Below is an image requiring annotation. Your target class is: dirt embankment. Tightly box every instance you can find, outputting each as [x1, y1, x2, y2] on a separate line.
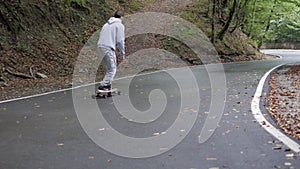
[0, 0, 142, 100]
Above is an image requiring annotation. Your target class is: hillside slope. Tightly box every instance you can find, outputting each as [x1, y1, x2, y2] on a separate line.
[0, 0, 265, 100]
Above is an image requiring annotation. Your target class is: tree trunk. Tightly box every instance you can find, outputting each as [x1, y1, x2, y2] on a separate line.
[247, 0, 257, 37]
[217, 0, 237, 40]
[206, 0, 211, 17]
[211, 0, 216, 43]
[259, 0, 277, 47]
[231, 0, 250, 33]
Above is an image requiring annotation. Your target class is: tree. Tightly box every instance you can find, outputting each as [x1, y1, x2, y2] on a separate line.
[217, 0, 237, 40]
[211, 0, 217, 43]
[246, 0, 257, 38]
[267, 0, 300, 43]
[231, 0, 250, 33]
[259, 0, 278, 47]
[243, 0, 300, 46]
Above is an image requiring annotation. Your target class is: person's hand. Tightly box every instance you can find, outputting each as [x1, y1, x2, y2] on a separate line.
[121, 56, 126, 62]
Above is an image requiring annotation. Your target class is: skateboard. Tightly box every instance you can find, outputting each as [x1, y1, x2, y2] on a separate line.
[95, 88, 120, 99]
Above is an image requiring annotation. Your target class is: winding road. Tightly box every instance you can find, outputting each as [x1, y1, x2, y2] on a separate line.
[1, 50, 300, 169]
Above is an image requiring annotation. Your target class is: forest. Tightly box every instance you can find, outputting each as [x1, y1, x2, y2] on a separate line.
[243, 0, 299, 45]
[205, 0, 300, 46]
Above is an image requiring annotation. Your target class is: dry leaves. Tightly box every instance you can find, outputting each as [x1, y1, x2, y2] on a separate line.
[266, 64, 300, 141]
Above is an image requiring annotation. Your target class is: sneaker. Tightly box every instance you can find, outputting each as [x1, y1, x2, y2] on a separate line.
[98, 84, 111, 91]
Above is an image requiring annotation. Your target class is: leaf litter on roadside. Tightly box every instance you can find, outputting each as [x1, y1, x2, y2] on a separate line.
[266, 64, 300, 141]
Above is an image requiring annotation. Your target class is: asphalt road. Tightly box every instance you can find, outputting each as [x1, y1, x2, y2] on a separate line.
[1, 50, 300, 169]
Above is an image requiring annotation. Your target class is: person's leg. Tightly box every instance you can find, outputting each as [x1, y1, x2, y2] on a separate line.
[99, 49, 116, 89]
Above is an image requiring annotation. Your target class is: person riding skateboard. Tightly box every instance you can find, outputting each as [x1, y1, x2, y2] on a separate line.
[97, 10, 125, 91]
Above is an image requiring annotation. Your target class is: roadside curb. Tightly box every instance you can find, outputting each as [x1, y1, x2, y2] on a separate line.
[251, 64, 300, 153]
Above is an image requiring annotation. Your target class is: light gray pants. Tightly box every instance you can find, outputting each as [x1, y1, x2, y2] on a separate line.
[99, 47, 117, 86]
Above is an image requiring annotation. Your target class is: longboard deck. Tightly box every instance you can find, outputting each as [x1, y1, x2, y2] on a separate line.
[96, 88, 118, 94]
[95, 88, 120, 99]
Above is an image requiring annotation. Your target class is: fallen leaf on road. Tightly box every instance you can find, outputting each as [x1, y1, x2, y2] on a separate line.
[57, 143, 64, 147]
[153, 133, 160, 136]
[285, 153, 294, 158]
[272, 145, 282, 150]
[160, 148, 168, 151]
[284, 162, 291, 166]
[206, 158, 217, 161]
[34, 103, 40, 108]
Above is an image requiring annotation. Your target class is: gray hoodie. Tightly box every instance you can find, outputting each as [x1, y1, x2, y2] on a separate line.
[97, 17, 125, 58]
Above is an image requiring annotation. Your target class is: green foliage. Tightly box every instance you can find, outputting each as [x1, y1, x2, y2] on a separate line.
[16, 41, 33, 53]
[243, 0, 300, 44]
[179, 1, 209, 34]
[130, 0, 144, 10]
[181, 11, 197, 23]
[54, 0, 89, 8]
[268, 1, 300, 43]
[67, 0, 87, 6]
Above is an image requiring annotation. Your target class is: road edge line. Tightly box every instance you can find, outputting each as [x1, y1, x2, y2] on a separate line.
[251, 64, 300, 153]
[0, 68, 176, 104]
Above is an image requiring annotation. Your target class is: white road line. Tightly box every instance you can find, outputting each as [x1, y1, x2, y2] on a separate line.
[0, 69, 172, 104]
[251, 65, 300, 153]
[0, 84, 89, 104]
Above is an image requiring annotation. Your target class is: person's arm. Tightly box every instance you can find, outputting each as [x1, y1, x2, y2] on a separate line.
[116, 24, 125, 59]
[117, 40, 125, 58]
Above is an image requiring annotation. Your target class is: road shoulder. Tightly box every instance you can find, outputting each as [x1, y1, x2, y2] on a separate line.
[266, 63, 300, 141]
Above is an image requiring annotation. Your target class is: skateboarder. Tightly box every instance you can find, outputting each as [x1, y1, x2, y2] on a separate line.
[97, 10, 125, 91]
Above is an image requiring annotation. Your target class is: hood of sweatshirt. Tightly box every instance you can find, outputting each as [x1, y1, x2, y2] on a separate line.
[107, 17, 122, 25]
